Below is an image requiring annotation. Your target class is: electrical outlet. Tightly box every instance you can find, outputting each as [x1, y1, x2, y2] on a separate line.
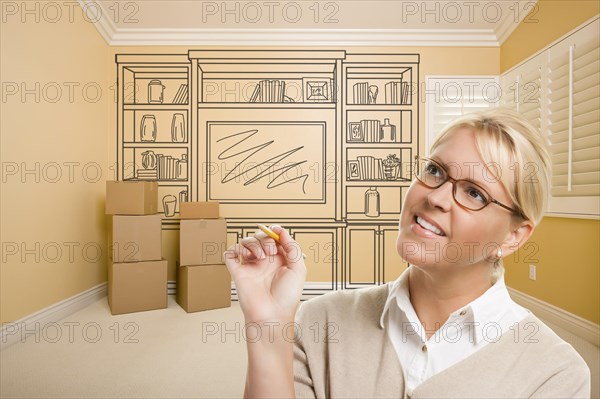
[529, 264, 536, 280]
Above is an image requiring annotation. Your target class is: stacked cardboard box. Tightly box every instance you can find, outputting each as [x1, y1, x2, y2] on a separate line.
[105, 181, 167, 315]
[177, 201, 231, 313]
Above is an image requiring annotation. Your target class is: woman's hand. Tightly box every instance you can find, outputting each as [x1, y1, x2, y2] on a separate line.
[224, 225, 307, 324]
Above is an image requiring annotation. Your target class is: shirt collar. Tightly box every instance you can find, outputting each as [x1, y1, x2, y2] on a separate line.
[461, 268, 513, 344]
[379, 268, 410, 328]
[380, 267, 514, 344]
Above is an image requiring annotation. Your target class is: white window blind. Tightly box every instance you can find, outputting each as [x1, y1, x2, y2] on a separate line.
[500, 68, 518, 112]
[500, 53, 544, 133]
[547, 21, 600, 198]
[501, 17, 599, 218]
[519, 59, 543, 132]
[426, 77, 498, 154]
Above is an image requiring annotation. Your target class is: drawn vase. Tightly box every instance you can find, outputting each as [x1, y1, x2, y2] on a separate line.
[365, 187, 380, 217]
[179, 190, 188, 204]
[148, 80, 165, 104]
[171, 113, 186, 142]
[380, 118, 396, 142]
[162, 195, 177, 217]
[368, 85, 379, 104]
[140, 115, 157, 142]
[141, 150, 157, 169]
[177, 154, 188, 180]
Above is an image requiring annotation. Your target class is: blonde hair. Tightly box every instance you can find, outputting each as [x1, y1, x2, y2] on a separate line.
[429, 107, 551, 280]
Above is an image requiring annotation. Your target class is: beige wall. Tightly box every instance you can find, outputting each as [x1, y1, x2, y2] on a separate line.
[501, 0, 600, 72]
[500, 1, 600, 324]
[506, 217, 599, 323]
[1, 9, 110, 324]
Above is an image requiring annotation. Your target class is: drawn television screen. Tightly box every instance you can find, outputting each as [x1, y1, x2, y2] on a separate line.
[207, 122, 326, 203]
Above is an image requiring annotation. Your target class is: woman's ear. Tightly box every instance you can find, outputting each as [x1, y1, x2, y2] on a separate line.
[501, 220, 535, 259]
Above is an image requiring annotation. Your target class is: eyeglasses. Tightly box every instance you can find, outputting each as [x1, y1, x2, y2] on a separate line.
[414, 155, 525, 218]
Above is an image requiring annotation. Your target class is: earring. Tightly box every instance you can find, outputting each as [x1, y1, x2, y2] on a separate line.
[497, 247, 503, 260]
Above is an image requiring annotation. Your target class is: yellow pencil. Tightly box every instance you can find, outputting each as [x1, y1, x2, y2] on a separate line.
[257, 224, 307, 260]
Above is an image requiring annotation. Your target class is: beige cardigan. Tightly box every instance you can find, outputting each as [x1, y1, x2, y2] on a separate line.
[293, 284, 590, 398]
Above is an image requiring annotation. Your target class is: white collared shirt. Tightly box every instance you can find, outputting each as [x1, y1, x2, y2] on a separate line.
[379, 267, 531, 394]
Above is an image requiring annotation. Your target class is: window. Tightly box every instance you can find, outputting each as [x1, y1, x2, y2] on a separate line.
[501, 17, 599, 219]
[547, 20, 600, 200]
[426, 76, 499, 155]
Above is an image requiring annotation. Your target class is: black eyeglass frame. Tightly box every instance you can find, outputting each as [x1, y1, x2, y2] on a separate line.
[413, 155, 526, 219]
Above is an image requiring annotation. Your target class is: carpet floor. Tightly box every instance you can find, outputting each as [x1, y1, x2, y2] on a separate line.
[1, 296, 248, 398]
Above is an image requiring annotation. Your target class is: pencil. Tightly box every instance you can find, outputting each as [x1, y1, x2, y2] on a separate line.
[257, 224, 308, 260]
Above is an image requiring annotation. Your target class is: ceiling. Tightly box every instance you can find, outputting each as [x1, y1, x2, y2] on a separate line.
[80, 0, 536, 46]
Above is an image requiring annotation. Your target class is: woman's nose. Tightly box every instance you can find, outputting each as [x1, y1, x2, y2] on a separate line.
[426, 181, 454, 211]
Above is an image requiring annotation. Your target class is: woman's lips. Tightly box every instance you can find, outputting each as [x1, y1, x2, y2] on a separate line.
[411, 215, 446, 239]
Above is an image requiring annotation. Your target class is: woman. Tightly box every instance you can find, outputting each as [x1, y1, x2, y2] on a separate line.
[224, 108, 591, 398]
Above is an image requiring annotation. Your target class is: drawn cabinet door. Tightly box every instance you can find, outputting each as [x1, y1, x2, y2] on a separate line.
[291, 229, 338, 290]
[226, 228, 243, 249]
[345, 226, 377, 288]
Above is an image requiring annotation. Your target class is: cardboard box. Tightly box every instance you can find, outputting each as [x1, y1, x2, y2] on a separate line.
[180, 218, 227, 266]
[177, 264, 231, 313]
[108, 259, 168, 315]
[106, 181, 158, 215]
[112, 215, 162, 263]
[180, 201, 220, 219]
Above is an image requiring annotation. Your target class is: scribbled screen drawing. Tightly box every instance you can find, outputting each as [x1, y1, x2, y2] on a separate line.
[207, 122, 326, 203]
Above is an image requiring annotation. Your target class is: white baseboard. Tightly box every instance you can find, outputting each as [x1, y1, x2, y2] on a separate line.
[508, 287, 600, 346]
[168, 280, 176, 295]
[228, 281, 337, 302]
[0, 283, 107, 350]
[236, 282, 336, 300]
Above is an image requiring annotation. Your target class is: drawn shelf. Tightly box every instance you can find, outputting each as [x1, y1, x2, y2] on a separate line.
[124, 179, 188, 184]
[121, 63, 189, 106]
[193, 52, 340, 106]
[197, 102, 336, 109]
[117, 55, 193, 217]
[345, 178, 412, 185]
[122, 109, 189, 144]
[345, 66, 414, 106]
[342, 54, 419, 227]
[345, 185, 406, 218]
[123, 142, 188, 148]
[345, 148, 413, 181]
[345, 104, 413, 111]
[345, 110, 412, 149]
[124, 104, 189, 111]
[122, 147, 188, 180]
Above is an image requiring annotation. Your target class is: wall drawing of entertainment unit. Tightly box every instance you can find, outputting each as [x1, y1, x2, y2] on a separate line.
[116, 50, 419, 297]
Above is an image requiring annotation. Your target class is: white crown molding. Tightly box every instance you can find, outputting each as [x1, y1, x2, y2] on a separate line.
[495, 0, 537, 45]
[0, 283, 107, 350]
[80, 0, 531, 47]
[78, 0, 116, 44]
[95, 27, 501, 47]
[508, 287, 600, 347]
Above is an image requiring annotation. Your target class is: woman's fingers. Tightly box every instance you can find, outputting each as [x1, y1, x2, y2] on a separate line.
[239, 236, 267, 260]
[223, 227, 306, 325]
[223, 243, 242, 273]
[253, 230, 278, 256]
[270, 225, 306, 272]
[235, 234, 278, 263]
[224, 226, 302, 272]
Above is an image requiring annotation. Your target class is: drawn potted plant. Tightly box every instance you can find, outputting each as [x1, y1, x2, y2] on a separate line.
[382, 154, 401, 180]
